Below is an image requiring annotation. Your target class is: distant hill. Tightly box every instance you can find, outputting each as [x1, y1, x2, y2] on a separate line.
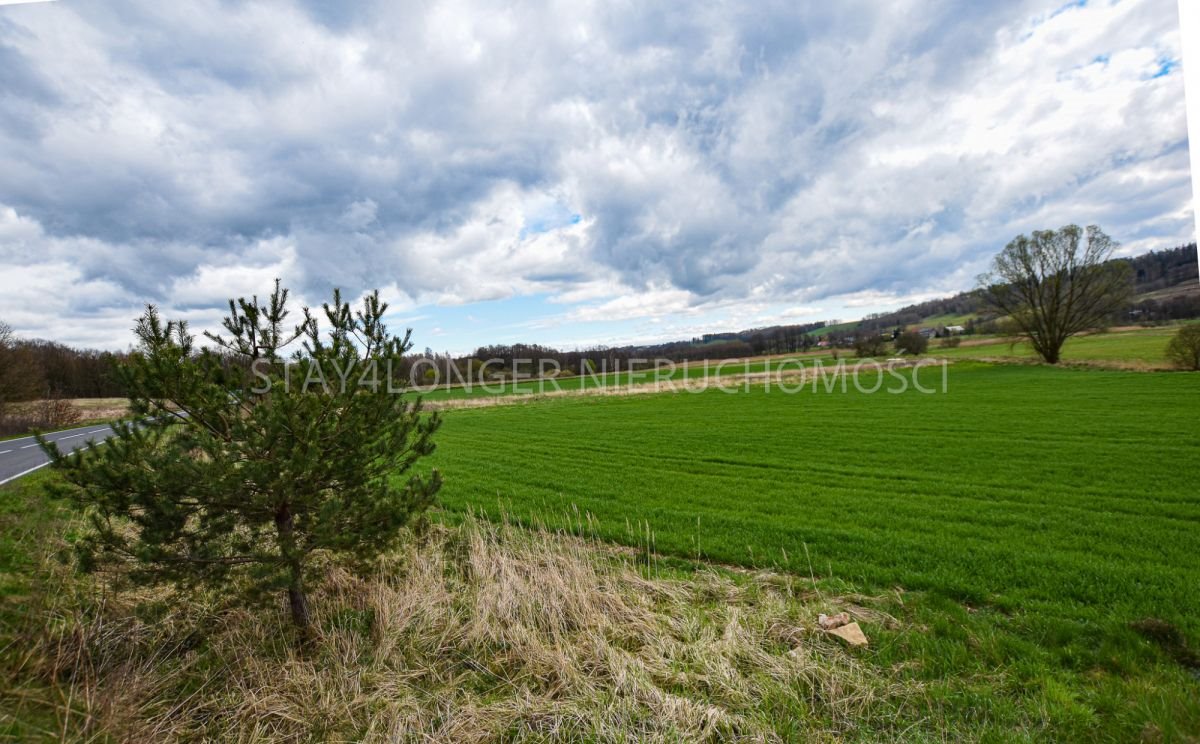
[620, 242, 1197, 355]
[462, 243, 1198, 369]
[828, 242, 1198, 339]
[686, 242, 1200, 349]
[1130, 243, 1200, 293]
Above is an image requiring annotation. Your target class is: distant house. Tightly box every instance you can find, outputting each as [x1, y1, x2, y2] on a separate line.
[917, 327, 937, 338]
[944, 325, 966, 335]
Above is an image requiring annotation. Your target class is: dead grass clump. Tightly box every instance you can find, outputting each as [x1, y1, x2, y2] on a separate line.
[10, 515, 919, 742]
[64, 397, 131, 419]
[0, 398, 82, 436]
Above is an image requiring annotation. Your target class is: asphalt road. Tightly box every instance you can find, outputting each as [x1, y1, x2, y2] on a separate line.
[0, 422, 119, 486]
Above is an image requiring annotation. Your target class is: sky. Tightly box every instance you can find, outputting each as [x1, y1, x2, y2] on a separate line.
[0, 0, 1193, 354]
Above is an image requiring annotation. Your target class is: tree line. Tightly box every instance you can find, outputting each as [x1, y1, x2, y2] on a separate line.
[466, 325, 824, 378]
[0, 324, 130, 405]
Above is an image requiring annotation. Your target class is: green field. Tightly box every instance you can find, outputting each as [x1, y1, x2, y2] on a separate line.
[417, 326, 1184, 407]
[419, 354, 833, 401]
[933, 326, 1180, 365]
[917, 312, 976, 328]
[429, 362, 1200, 738]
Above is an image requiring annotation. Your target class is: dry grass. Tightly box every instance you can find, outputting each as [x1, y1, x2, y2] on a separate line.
[426, 363, 934, 412]
[0, 398, 130, 437]
[6, 398, 129, 419]
[65, 398, 131, 418]
[4, 514, 921, 742]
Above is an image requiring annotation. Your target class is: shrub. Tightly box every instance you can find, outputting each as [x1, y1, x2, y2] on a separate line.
[938, 336, 962, 349]
[37, 397, 82, 428]
[1166, 323, 1200, 370]
[854, 334, 889, 358]
[895, 330, 929, 356]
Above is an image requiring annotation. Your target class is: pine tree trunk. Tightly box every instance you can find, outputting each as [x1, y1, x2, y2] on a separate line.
[288, 579, 311, 631]
[274, 504, 312, 634]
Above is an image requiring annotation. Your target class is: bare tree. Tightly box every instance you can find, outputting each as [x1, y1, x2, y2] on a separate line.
[979, 225, 1132, 364]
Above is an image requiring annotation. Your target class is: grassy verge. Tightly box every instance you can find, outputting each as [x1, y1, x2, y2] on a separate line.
[0, 398, 129, 442]
[0, 471, 75, 740]
[3, 476, 955, 742]
[5, 398, 131, 416]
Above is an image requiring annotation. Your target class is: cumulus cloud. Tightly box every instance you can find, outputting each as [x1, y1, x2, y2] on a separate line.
[0, 0, 1190, 349]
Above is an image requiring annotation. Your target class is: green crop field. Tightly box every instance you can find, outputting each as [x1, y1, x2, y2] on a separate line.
[419, 354, 835, 401]
[419, 325, 1188, 407]
[933, 326, 1182, 365]
[428, 362, 1200, 738]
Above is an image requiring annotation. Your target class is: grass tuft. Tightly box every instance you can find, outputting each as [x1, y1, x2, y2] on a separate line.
[3, 505, 925, 742]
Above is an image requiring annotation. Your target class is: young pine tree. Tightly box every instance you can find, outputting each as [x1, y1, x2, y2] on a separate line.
[43, 282, 441, 634]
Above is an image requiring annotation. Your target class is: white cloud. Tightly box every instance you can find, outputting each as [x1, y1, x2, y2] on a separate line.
[567, 286, 695, 323]
[0, 0, 1189, 349]
[168, 238, 300, 306]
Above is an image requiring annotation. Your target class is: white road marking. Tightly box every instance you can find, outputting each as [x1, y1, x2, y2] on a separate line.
[0, 424, 115, 445]
[0, 438, 109, 487]
[20, 443, 40, 449]
[0, 461, 52, 485]
[0, 450, 10, 455]
[3, 434, 47, 445]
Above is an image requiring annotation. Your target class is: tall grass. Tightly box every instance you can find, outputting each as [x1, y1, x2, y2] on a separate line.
[3, 510, 922, 742]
